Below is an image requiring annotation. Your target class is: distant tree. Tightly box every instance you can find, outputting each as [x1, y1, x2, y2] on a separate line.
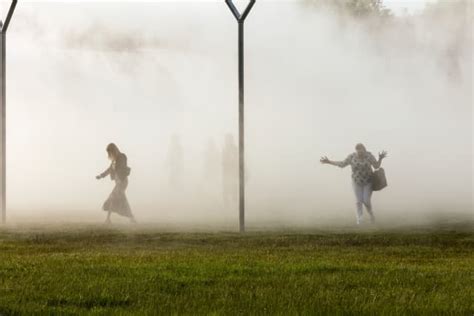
[420, 0, 471, 80]
[303, 0, 392, 18]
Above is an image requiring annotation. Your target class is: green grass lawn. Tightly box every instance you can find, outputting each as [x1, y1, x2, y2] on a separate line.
[0, 223, 473, 315]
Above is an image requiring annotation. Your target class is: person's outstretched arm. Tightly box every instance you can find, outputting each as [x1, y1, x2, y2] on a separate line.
[369, 151, 388, 169]
[96, 166, 111, 180]
[320, 154, 352, 168]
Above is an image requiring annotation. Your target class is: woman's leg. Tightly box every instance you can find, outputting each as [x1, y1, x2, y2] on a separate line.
[362, 183, 375, 223]
[103, 191, 113, 224]
[105, 210, 112, 224]
[352, 182, 364, 225]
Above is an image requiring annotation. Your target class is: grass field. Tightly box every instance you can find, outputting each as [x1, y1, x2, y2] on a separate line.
[0, 222, 473, 315]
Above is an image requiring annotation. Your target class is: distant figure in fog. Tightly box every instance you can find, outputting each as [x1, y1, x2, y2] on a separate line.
[165, 134, 184, 189]
[222, 134, 238, 206]
[203, 138, 220, 190]
[321, 143, 387, 225]
[96, 143, 136, 224]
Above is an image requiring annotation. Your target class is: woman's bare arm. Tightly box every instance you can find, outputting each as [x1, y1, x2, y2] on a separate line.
[96, 166, 111, 180]
[320, 155, 351, 168]
[370, 151, 388, 169]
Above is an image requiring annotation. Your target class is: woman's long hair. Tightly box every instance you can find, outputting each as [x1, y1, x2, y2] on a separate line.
[355, 143, 366, 152]
[106, 143, 121, 161]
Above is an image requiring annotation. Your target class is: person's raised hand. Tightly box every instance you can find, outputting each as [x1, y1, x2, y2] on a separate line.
[379, 151, 388, 160]
[96, 175, 102, 180]
[320, 156, 330, 164]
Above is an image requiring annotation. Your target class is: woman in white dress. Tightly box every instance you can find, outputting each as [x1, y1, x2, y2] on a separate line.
[96, 143, 136, 224]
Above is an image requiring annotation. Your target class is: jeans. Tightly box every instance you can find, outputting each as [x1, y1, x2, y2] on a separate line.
[352, 181, 375, 224]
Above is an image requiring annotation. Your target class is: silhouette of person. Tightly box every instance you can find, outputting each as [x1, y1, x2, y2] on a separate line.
[165, 134, 184, 189]
[321, 143, 388, 225]
[222, 134, 238, 206]
[96, 143, 136, 224]
[203, 138, 220, 187]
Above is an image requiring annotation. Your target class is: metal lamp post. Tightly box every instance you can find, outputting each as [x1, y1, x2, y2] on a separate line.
[225, 0, 256, 233]
[1, 0, 18, 224]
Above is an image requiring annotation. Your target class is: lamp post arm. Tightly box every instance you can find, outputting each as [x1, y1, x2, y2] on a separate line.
[240, 0, 256, 22]
[2, 0, 18, 33]
[225, 0, 241, 21]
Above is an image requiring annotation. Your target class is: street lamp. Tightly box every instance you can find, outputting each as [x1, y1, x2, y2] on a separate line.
[1, 0, 18, 224]
[225, 0, 256, 233]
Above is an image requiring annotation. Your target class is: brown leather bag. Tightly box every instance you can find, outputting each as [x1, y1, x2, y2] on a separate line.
[371, 168, 387, 191]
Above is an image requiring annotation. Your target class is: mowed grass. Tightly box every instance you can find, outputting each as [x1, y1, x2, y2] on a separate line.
[0, 223, 473, 315]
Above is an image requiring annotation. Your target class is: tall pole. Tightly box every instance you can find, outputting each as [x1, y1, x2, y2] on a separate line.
[238, 21, 244, 233]
[0, 0, 18, 224]
[225, 0, 256, 233]
[1, 31, 5, 224]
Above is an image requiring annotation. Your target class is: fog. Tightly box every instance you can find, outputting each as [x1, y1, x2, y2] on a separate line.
[2, 0, 472, 228]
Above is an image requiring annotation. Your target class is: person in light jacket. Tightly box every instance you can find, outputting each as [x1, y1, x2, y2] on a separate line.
[96, 143, 136, 224]
[321, 143, 387, 225]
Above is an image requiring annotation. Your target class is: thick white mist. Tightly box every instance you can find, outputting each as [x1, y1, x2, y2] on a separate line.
[2, 0, 472, 227]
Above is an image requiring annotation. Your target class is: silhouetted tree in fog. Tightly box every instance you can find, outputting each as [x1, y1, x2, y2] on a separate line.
[303, 0, 391, 18]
